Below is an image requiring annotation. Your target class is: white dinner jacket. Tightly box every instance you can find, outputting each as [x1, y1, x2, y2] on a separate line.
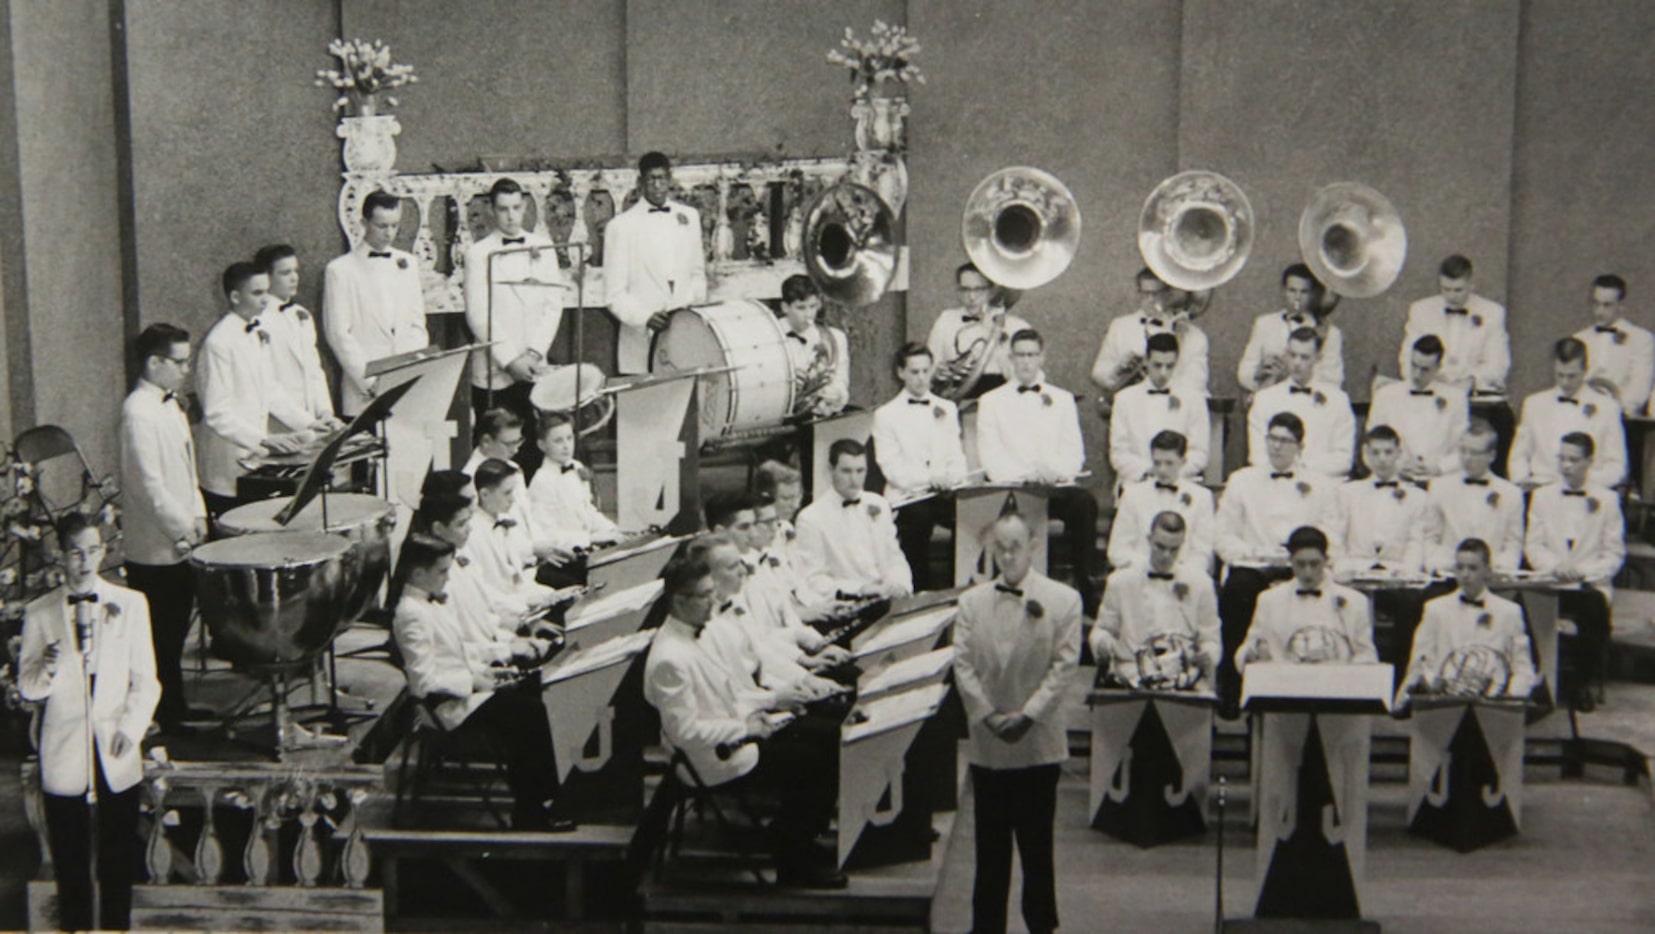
[464, 228, 568, 391]
[643, 616, 770, 787]
[603, 199, 707, 373]
[323, 242, 429, 414]
[263, 297, 334, 419]
[196, 312, 314, 497]
[120, 379, 205, 566]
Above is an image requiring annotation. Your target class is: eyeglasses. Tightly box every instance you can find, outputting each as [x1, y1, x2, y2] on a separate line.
[1265, 435, 1300, 446]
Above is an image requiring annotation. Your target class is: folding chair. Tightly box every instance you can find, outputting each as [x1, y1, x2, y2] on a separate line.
[652, 748, 773, 886]
[392, 697, 514, 831]
[12, 425, 113, 522]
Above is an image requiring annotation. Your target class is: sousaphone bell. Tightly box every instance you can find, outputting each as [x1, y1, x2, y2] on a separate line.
[1138, 169, 1255, 292]
[1298, 182, 1407, 298]
[802, 181, 898, 307]
[962, 167, 1081, 291]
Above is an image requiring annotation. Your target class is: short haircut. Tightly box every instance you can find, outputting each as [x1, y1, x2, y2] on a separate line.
[1463, 417, 1498, 450]
[1286, 525, 1329, 556]
[55, 511, 97, 550]
[1281, 262, 1316, 286]
[362, 190, 401, 220]
[396, 533, 454, 579]
[1553, 336, 1588, 365]
[1150, 510, 1186, 536]
[1560, 431, 1596, 459]
[536, 410, 573, 441]
[488, 177, 524, 204]
[1455, 537, 1493, 566]
[828, 438, 866, 467]
[1145, 332, 1180, 357]
[1593, 273, 1628, 300]
[421, 469, 471, 498]
[253, 244, 297, 275]
[990, 510, 1032, 540]
[1363, 424, 1401, 446]
[1268, 411, 1306, 443]
[781, 273, 820, 305]
[956, 261, 984, 284]
[1008, 327, 1043, 349]
[685, 531, 739, 564]
[893, 340, 933, 371]
[1412, 334, 1445, 361]
[705, 491, 758, 530]
[637, 151, 672, 175]
[135, 323, 189, 366]
[473, 457, 520, 493]
[1149, 429, 1188, 457]
[475, 408, 524, 440]
[222, 261, 263, 298]
[754, 459, 801, 495]
[415, 490, 472, 531]
[1287, 325, 1323, 351]
[1439, 254, 1473, 279]
[661, 553, 711, 597]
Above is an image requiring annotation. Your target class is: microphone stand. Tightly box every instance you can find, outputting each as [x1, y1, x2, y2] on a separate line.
[481, 238, 589, 417]
[77, 604, 102, 930]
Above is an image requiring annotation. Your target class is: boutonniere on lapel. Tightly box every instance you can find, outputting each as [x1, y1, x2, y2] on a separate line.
[1586, 496, 1601, 515]
[1172, 582, 1190, 602]
[1476, 611, 1492, 628]
[396, 257, 410, 269]
[1471, 314, 1484, 327]
[1168, 394, 1181, 412]
[1487, 491, 1501, 508]
[1583, 402, 1597, 417]
[575, 463, 592, 483]
[1613, 330, 1628, 346]
[1024, 598, 1044, 621]
[1334, 594, 1347, 611]
[784, 527, 797, 542]
[1312, 390, 1327, 406]
[1295, 480, 1311, 497]
[1179, 491, 1192, 507]
[294, 308, 310, 323]
[104, 602, 121, 623]
[865, 503, 880, 519]
[1434, 397, 1447, 413]
[1391, 487, 1407, 502]
[766, 555, 781, 569]
[256, 329, 271, 346]
[676, 212, 690, 227]
[1041, 393, 1053, 408]
[932, 405, 945, 420]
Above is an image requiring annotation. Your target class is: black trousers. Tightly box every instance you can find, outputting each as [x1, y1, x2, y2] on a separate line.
[125, 561, 196, 727]
[44, 760, 141, 931]
[1559, 586, 1612, 699]
[970, 762, 1061, 934]
[470, 382, 544, 483]
[461, 683, 562, 829]
[727, 723, 839, 872]
[895, 497, 953, 592]
[1047, 485, 1101, 616]
[1218, 566, 1295, 708]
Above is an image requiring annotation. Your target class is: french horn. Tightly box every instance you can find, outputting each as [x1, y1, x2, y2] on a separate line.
[961, 166, 1081, 291]
[802, 180, 898, 307]
[1138, 170, 1255, 292]
[1298, 182, 1407, 298]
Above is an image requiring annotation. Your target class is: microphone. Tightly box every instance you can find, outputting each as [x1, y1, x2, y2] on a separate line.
[73, 599, 95, 664]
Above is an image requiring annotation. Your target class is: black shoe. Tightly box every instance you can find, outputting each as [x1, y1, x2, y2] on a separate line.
[776, 865, 848, 889]
[1573, 689, 1597, 713]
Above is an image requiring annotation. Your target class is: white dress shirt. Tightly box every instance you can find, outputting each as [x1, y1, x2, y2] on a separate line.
[18, 580, 161, 796]
[1105, 478, 1215, 576]
[1524, 482, 1625, 594]
[1237, 310, 1344, 392]
[464, 509, 559, 609]
[392, 586, 509, 731]
[1215, 465, 1340, 566]
[196, 312, 316, 496]
[262, 298, 334, 419]
[1107, 381, 1209, 483]
[1092, 313, 1209, 397]
[603, 199, 707, 374]
[323, 242, 430, 414]
[951, 571, 1082, 769]
[976, 376, 1086, 482]
[1508, 385, 1627, 488]
[1330, 477, 1428, 575]
[1575, 318, 1655, 417]
[926, 306, 1030, 380]
[644, 615, 771, 786]
[793, 490, 913, 598]
[1092, 565, 1220, 687]
[1366, 380, 1470, 477]
[871, 392, 969, 503]
[781, 320, 850, 414]
[1400, 293, 1510, 391]
[464, 228, 567, 391]
[1401, 590, 1537, 699]
[1424, 472, 1525, 574]
[120, 379, 206, 565]
[526, 459, 619, 551]
[1246, 379, 1355, 479]
[1235, 578, 1377, 671]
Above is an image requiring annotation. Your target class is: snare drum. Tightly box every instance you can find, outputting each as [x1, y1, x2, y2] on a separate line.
[650, 300, 795, 441]
[219, 493, 395, 623]
[190, 532, 353, 672]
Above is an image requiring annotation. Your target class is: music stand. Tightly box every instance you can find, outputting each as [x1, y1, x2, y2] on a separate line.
[1087, 680, 1217, 847]
[953, 484, 1053, 586]
[837, 681, 951, 869]
[606, 370, 713, 534]
[1404, 695, 1530, 851]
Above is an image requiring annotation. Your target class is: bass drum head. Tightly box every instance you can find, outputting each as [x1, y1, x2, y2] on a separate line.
[190, 532, 356, 670]
[651, 300, 795, 440]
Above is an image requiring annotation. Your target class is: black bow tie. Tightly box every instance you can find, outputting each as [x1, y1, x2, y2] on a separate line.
[1154, 481, 1178, 492]
[427, 592, 448, 605]
[1557, 395, 1579, 405]
[1459, 595, 1484, 608]
[1374, 480, 1399, 489]
[1595, 325, 1620, 335]
[162, 390, 180, 405]
[501, 237, 525, 245]
[1288, 385, 1313, 395]
[67, 592, 98, 605]
[907, 397, 932, 405]
[1147, 571, 1174, 581]
[244, 319, 262, 333]
[279, 300, 298, 312]
[994, 583, 1024, 597]
[1444, 306, 1468, 316]
[648, 205, 672, 214]
[368, 250, 392, 259]
[1409, 389, 1434, 396]
[1271, 471, 1295, 480]
[786, 332, 807, 344]
[1285, 313, 1307, 325]
[494, 517, 518, 529]
[841, 497, 861, 508]
[1146, 387, 1171, 395]
[1562, 489, 1588, 497]
[561, 462, 579, 474]
[1463, 477, 1489, 486]
[718, 600, 734, 614]
[1296, 588, 1322, 598]
[1017, 384, 1042, 394]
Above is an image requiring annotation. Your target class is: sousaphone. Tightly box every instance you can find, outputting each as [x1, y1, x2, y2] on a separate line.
[1298, 182, 1407, 298]
[802, 180, 898, 307]
[1138, 169, 1255, 293]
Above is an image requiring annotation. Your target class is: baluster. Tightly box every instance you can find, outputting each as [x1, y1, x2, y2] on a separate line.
[713, 171, 735, 263]
[195, 784, 223, 885]
[339, 789, 372, 890]
[294, 807, 324, 887]
[242, 788, 272, 886]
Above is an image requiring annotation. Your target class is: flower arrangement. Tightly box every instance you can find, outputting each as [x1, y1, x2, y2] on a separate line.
[827, 21, 925, 101]
[315, 38, 418, 116]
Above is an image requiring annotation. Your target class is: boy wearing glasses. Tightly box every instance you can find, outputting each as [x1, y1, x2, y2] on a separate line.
[927, 262, 1030, 399]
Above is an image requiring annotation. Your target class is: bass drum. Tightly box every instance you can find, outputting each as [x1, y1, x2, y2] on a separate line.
[218, 493, 394, 624]
[190, 532, 354, 672]
[650, 300, 796, 441]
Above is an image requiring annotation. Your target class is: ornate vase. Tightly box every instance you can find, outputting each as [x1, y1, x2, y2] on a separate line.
[338, 114, 402, 174]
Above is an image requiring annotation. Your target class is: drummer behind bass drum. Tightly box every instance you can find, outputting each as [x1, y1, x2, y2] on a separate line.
[604, 151, 708, 376]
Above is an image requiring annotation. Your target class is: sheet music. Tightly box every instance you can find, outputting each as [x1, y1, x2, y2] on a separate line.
[859, 647, 955, 696]
[540, 628, 656, 685]
[855, 606, 955, 657]
[589, 533, 682, 568]
[842, 682, 949, 744]
[565, 579, 663, 630]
